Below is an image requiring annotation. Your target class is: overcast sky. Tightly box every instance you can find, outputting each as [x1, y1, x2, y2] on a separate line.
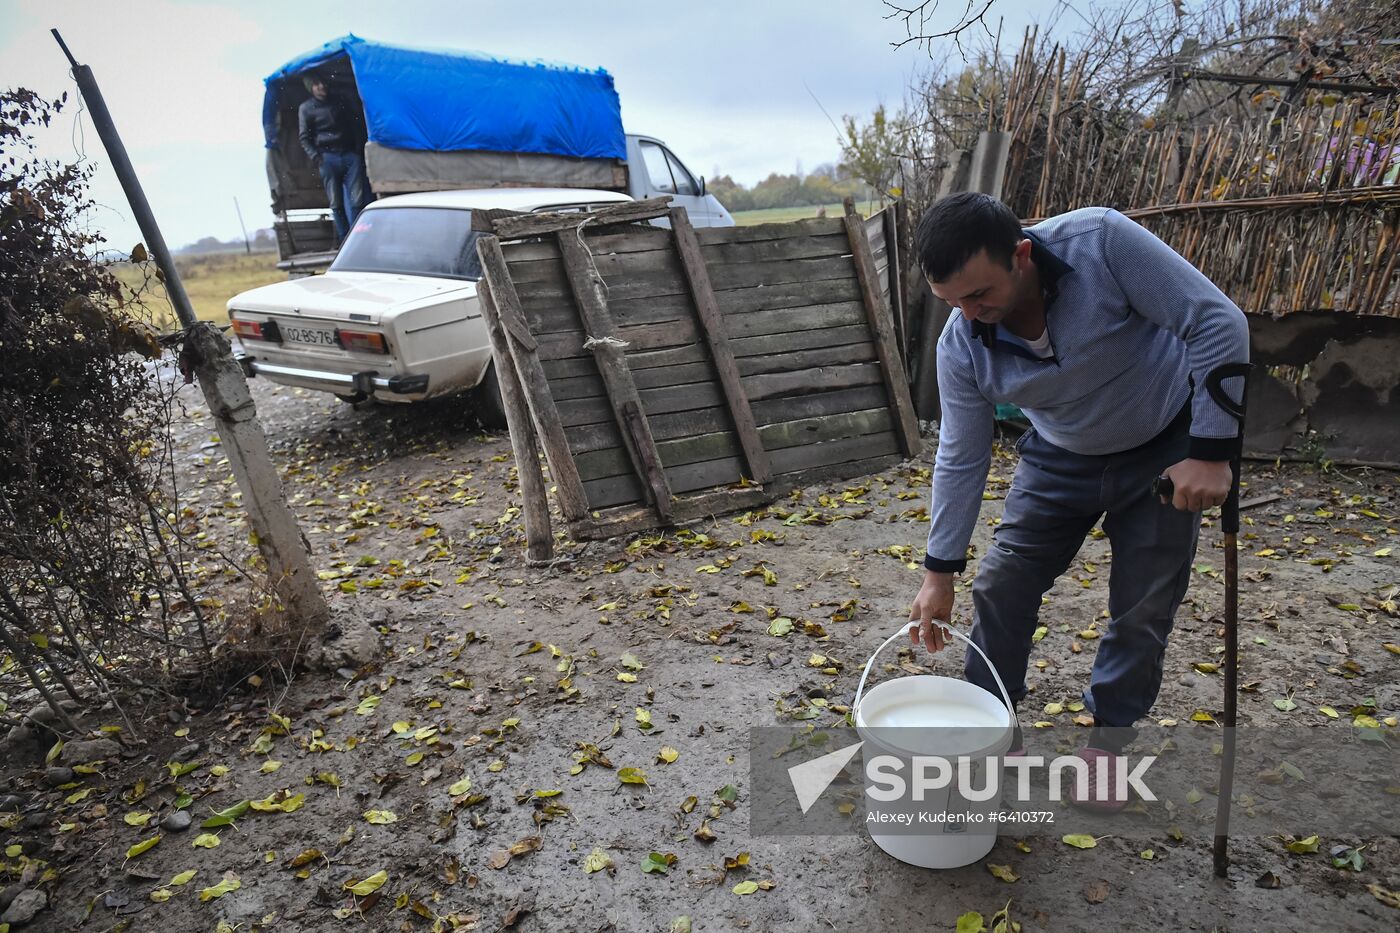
[3, 0, 1055, 249]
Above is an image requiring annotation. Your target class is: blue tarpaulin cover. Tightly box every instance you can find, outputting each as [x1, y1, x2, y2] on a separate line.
[263, 35, 625, 160]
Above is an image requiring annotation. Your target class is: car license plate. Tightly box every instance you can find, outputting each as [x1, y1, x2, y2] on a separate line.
[280, 323, 339, 347]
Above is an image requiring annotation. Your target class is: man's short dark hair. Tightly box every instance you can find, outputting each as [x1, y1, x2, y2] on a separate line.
[914, 192, 1024, 282]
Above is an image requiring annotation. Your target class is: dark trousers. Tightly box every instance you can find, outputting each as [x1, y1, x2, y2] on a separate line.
[318, 150, 370, 243]
[965, 403, 1200, 730]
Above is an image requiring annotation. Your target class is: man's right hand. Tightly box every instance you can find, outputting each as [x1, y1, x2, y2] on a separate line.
[909, 570, 956, 653]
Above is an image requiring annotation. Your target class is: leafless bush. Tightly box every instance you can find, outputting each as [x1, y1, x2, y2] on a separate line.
[0, 89, 279, 738]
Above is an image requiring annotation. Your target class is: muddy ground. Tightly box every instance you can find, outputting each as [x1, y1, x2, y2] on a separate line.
[3, 377, 1399, 933]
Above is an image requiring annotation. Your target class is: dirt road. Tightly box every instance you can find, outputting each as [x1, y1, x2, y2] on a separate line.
[3, 378, 1397, 932]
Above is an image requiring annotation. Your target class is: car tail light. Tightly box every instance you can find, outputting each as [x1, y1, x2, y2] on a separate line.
[231, 318, 281, 342]
[337, 329, 388, 354]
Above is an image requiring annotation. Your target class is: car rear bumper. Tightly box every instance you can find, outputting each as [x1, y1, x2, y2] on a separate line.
[236, 354, 429, 397]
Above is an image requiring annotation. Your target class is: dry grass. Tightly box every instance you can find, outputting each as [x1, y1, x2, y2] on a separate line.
[112, 250, 284, 328]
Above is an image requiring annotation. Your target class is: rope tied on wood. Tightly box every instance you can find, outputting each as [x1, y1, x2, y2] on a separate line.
[582, 334, 629, 350]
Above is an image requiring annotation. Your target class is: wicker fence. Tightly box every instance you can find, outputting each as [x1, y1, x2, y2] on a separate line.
[906, 34, 1400, 462]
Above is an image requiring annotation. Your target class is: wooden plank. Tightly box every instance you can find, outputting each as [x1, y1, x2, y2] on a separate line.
[698, 232, 853, 265]
[866, 212, 887, 254]
[760, 408, 893, 450]
[670, 206, 771, 485]
[770, 452, 906, 496]
[488, 196, 673, 239]
[569, 406, 729, 454]
[884, 202, 906, 363]
[541, 343, 708, 377]
[536, 318, 699, 361]
[537, 318, 872, 364]
[525, 286, 866, 339]
[724, 303, 866, 338]
[569, 485, 771, 541]
[504, 227, 673, 261]
[739, 358, 879, 400]
[556, 229, 674, 520]
[743, 363, 884, 402]
[714, 277, 864, 312]
[551, 361, 710, 401]
[550, 342, 879, 402]
[514, 252, 856, 305]
[740, 341, 877, 375]
[470, 206, 526, 232]
[506, 233, 852, 285]
[534, 278, 862, 327]
[507, 243, 685, 286]
[694, 217, 846, 244]
[572, 450, 906, 541]
[573, 409, 895, 483]
[557, 382, 726, 427]
[770, 430, 902, 475]
[475, 236, 588, 521]
[749, 384, 890, 426]
[844, 197, 923, 458]
[477, 280, 552, 561]
[574, 431, 743, 482]
[704, 254, 855, 292]
[731, 324, 873, 359]
[515, 264, 691, 305]
[584, 454, 747, 508]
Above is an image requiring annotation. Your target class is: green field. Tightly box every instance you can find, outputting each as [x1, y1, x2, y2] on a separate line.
[730, 201, 876, 226]
[112, 250, 284, 327]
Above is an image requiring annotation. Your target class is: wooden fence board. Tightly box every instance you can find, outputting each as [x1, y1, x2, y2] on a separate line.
[844, 199, 923, 457]
[694, 217, 847, 243]
[550, 342, 880, 402]
[568, 406, 731, 454]
[488, 208, 921, 541]
[556, 230, 674, 519]
[573, 408, 895, 482]
[557, 382, 727, 427]
[769, 430, 901, 474]
[698, 232, 853, 265]
[584, 455, 746, 508]
[526, 293, 866, 340]
[476, 237, 588, 521]
[670, 206, 771, 485]
[742, 362, 885, 402]
[750, 384, 891, 425]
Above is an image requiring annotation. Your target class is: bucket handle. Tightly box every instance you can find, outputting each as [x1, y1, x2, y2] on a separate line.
[854, 622, 1015, 721]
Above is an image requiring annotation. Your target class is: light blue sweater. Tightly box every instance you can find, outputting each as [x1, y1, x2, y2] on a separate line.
[925, 207, 1250, 573]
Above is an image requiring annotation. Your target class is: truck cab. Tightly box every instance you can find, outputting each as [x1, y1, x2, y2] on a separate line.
[626, 133, 733, 228]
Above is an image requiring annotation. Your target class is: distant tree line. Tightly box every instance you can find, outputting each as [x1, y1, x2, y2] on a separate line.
[707, 162, 874, 213]
[180, 228, 276, 254]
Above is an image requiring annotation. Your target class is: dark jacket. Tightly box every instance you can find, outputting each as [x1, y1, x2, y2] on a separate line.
[297, 96, 356, 161]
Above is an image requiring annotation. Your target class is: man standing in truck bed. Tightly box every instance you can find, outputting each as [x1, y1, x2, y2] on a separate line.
[906, 192, 1250, 810]
[298, 71, 370, 245]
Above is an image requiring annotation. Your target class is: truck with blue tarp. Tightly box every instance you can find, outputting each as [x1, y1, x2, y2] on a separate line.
[263, 35, 731, 271]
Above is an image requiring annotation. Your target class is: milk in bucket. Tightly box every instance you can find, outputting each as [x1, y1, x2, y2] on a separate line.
[853, 622, 1015, 869]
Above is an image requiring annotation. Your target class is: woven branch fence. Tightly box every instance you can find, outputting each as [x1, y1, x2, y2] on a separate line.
[972, 33, 1400, 318]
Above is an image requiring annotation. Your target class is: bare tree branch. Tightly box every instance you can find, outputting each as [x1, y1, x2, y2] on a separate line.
[883, 0, 998, 54]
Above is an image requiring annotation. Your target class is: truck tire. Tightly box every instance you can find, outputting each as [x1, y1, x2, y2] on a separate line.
[472, 362, 509, 431]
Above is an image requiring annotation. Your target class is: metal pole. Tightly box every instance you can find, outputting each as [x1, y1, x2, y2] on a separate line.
[234, 196, 251, 255]
[52, 29, 333, 639]
[52, 28, 198, 330]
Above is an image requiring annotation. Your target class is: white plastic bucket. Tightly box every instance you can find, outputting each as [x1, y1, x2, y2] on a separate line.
[853, 622, 1015, 869]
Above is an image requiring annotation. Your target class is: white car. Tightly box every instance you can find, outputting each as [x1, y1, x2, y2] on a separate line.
[227, 187, 633, 426]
